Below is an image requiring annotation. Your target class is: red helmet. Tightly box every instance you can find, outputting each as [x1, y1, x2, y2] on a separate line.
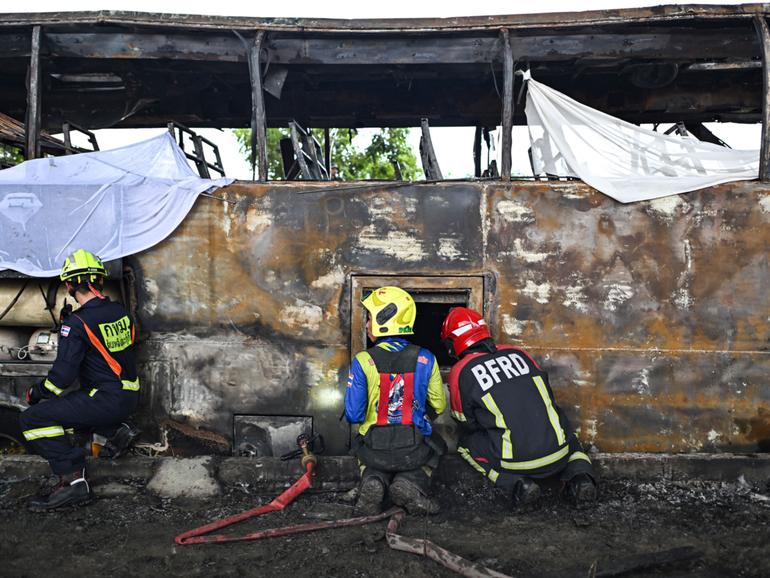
[441, 307, 491, 357]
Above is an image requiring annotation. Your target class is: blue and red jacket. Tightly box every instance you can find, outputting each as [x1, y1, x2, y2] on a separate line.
[345, 337, 446, 437]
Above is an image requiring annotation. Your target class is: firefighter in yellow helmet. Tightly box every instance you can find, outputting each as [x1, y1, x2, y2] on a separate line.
[19, 249, 140, 511]
[344, 286, 447, 515]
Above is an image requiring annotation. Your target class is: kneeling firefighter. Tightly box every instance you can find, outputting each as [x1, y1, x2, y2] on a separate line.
[441, 307, 597, 508]
[19, 249, 140, 511]
[345, 286, 447, 515]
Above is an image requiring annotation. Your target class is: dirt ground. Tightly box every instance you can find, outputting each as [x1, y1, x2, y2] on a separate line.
[1, 472, 769, 578]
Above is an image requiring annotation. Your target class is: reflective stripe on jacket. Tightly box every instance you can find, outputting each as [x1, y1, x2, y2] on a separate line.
[448, 343, 574, 471]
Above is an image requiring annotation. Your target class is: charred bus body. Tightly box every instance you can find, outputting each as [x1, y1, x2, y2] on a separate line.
[1, 4, 769, 456]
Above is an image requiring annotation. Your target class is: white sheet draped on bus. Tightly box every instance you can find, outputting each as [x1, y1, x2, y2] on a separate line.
[0, 133, 232, 277]
[524, 71, 760, 203]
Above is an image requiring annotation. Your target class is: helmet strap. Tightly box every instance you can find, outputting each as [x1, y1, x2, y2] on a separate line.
[88, 281, 106, 300]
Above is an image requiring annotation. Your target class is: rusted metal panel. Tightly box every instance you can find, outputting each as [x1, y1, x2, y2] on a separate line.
[134, 182, 484, 451]
[485, 181, 770, 452]
[129, 179, 770, 454]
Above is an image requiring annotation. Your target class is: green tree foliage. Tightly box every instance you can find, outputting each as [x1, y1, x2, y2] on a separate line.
[0, 144, 23, 167]
[232, 127, 422, 181]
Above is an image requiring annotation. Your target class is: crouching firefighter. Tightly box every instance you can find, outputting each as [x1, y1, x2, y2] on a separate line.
[441, 307, 597, 509]
[345, 286, 447, 515]
[19, 249, 141, 511]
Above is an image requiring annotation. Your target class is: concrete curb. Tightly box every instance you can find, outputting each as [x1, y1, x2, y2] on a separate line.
[2, 453, 769, 498]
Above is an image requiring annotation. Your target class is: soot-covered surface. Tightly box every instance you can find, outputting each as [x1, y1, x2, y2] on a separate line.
[1, 473, 769, 578]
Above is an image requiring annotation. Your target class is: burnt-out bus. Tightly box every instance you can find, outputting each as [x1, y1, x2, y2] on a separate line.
[1, 4, 769, 457]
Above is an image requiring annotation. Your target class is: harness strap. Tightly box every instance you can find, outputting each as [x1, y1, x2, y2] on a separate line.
[376, 374, 391, 425]
[402, 372, 414, 425]
[88, 282, 106, 300]
[375, 371, 416, 426]
[73, 313, 122, 377]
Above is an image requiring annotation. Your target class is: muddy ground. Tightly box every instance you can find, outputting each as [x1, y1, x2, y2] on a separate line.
[1, 473, 769, 578]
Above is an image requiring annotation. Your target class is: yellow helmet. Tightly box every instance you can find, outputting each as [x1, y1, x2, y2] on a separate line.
[60, 249, 108, 283]
[362, 286, 416, 337]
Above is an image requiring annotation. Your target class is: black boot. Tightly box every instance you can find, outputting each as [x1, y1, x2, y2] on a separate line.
[511, 478, 541, 510]
[28, 469, 93, 511]
[355, 476, 386, 516]
[566, 473, 597, 506]
[100, 422, 141, 459]
[389, 477, 440, 515]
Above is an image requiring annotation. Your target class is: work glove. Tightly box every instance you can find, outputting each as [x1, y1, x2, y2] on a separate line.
[25, 382, 43, 406]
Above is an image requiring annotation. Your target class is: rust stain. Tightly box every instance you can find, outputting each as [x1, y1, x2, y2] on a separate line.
[735, 407, 770, 451]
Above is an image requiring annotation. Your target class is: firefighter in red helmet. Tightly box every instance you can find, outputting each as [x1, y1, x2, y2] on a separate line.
[441, 307, 596, 508]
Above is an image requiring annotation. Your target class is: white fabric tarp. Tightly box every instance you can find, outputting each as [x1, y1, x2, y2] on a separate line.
[0, 133, 233, 277]
[525, 72, 760, 203]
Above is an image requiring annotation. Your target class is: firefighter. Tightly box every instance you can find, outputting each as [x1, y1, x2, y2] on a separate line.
[441, 307, 596, 508]
[345, 286, 447, 515]
[19, 249, 140, 511]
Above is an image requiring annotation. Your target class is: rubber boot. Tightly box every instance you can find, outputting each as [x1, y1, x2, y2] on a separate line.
[355, 476, 386, 516]
[28, 469, 93, 512]
[511, 478, 541, 510]
[388, 477, 439, 515]
[566, 473, 597, 506]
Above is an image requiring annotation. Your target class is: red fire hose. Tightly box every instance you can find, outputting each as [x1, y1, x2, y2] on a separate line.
[175, 437, 398, 545]
[174, 437, 512, 577]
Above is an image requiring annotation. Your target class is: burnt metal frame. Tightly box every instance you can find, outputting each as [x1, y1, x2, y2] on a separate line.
[61, 121, 99, 154]
[500, 28, 514, 179]
[419, 118, 443, 180]
[285, 121, 329, 181]
[754, 14, 770, 180]
[167, 121, 226, 178]
[24, 26, 42, 160]
[248, 31, 269, 181]
[9, 8, 770, 180]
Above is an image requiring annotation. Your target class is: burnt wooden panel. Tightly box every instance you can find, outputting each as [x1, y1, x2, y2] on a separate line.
[2, 69, 758, 130]
[0, 31, 31, 57]
[17, 30, 758, 64]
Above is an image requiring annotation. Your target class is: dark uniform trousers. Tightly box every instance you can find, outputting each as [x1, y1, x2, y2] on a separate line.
[20, 387, 138, 475]
[19, 297, 139, 476]
[354, 427, 446, 495]
[459, 429, 593, 494]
